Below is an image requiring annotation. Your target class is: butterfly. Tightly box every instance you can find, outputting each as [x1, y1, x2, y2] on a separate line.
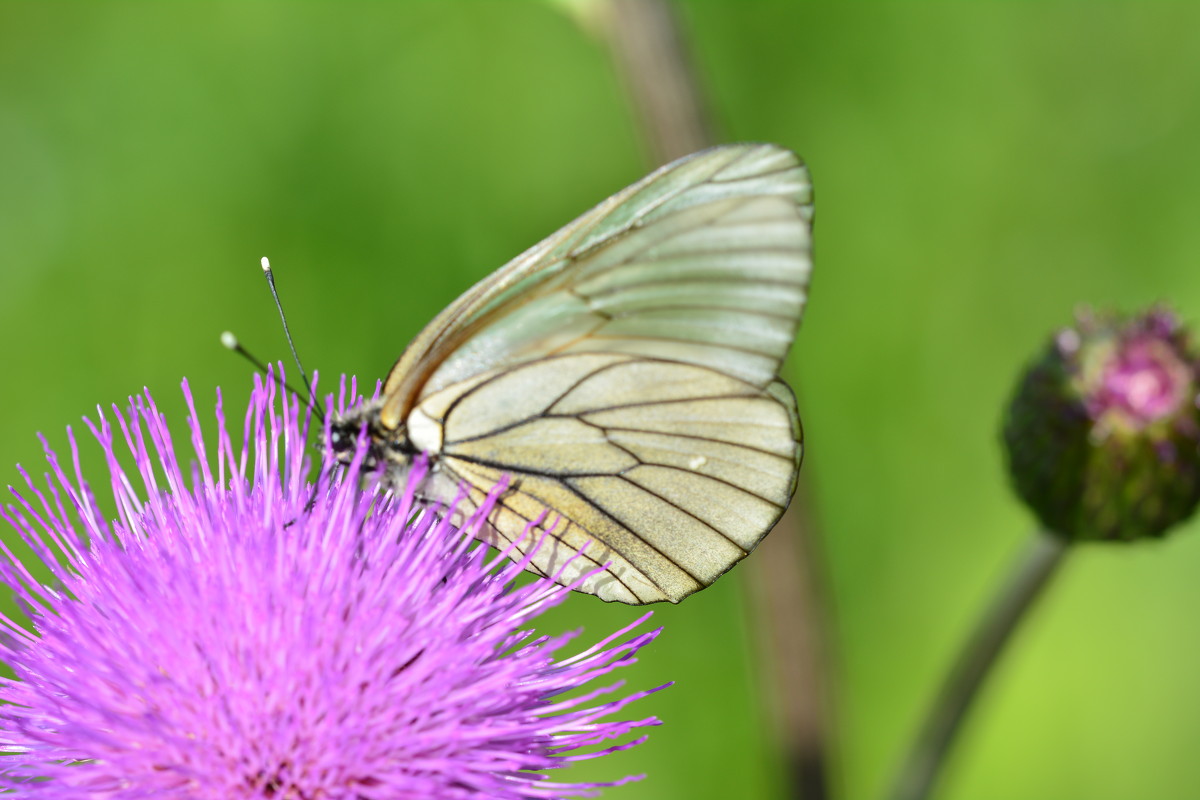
[329, 143, 813, 604]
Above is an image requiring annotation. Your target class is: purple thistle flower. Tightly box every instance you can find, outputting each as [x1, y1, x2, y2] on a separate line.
[0, 375, 667, 798]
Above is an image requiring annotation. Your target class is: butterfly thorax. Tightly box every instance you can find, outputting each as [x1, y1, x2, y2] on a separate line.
[326, 400, 417, 475]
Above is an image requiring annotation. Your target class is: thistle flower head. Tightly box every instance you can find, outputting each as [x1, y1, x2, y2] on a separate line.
[0, 374, 666, 798]
[1003, 306, 1200, 542]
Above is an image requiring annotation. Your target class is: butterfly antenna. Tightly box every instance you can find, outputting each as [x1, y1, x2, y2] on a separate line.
[221, 331, 325, 422]
[259, 256, 318, 407]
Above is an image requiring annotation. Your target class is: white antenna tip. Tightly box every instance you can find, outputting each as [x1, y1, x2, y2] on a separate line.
[260, 256, 271, 272]
[220, 331, 239, 350]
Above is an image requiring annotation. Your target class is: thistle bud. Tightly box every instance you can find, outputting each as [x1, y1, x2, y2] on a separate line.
[1003, 307, 1200, 542]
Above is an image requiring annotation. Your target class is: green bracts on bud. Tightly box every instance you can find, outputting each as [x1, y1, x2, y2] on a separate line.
[1003, 308, 1200, 542]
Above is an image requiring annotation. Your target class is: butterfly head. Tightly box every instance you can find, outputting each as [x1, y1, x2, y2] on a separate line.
[326, 400, 416, 473]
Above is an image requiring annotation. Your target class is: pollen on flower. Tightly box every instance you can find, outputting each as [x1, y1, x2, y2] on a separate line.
[0, 373, 667, 798]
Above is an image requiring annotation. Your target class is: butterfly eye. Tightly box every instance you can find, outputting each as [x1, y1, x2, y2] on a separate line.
[327, 425, 358, 462]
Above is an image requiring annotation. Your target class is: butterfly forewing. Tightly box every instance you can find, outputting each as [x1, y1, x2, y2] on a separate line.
[378, 143, 811, 425]
[373, 143, 812, 604]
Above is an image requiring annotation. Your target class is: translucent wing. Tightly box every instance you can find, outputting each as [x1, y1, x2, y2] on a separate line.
[378, 143, 813, 428]
[387, 143, 813, 604]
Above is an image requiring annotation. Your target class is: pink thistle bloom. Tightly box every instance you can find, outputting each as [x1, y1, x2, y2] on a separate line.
[0, 375, 666, 798]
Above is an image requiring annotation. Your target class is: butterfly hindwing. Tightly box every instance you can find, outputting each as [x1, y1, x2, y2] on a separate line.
[406, 354, 801, 603]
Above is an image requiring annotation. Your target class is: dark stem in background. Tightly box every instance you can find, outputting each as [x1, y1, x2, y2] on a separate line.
[604, 2, 832, 799]
[888, 532, 1068, 800]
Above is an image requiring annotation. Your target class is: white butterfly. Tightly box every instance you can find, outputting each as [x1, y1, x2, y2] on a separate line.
[331, 143, 813, 604]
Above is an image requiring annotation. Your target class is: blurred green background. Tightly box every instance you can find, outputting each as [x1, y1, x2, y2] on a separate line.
[4, 3, 1200, 799]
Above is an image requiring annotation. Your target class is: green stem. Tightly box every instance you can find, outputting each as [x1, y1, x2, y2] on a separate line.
[887, 531, 1069, 800]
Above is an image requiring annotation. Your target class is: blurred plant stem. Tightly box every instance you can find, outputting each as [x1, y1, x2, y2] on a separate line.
[606, 0, 712, 163]
[888, 532, 1068, 800]
[749, 484, 835, 800]
[596, 1, 833, 798]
